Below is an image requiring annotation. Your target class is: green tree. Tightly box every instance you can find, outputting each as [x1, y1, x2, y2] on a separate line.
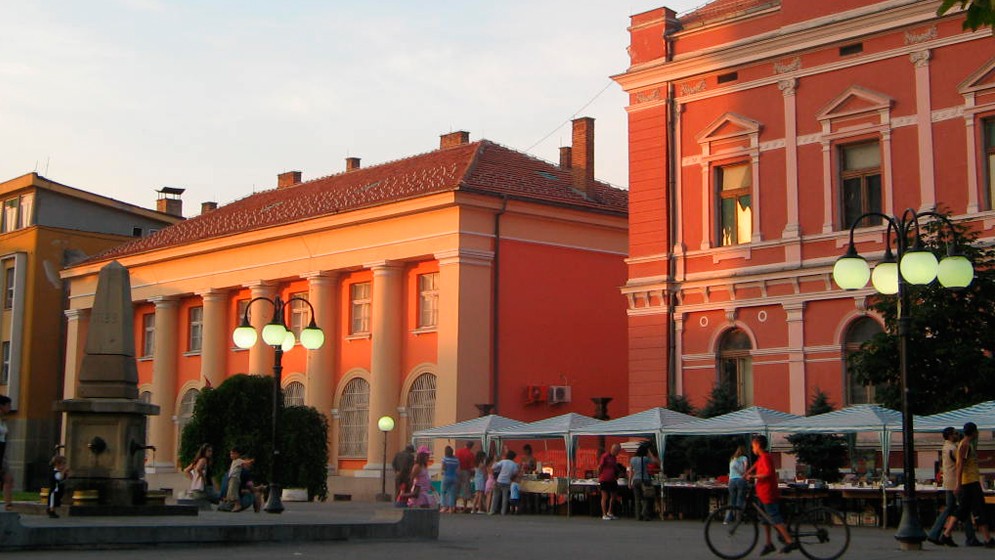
[179, 374, 329, 500]
[847, 215, 995, 415]
[684, 383, 744, 478]
[938, 0, 995, 30]
[786, 390, 847, 483]
[662, 394, 696, 477]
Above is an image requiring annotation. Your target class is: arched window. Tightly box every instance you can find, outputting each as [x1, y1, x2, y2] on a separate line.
[177, 389, 200, 454]
[844, 317, 884, 405]
[406, 373, 437, 449]
[718, 329, 753, 406]
[284, 381, 305, 407]
[339, 378, 370, 458]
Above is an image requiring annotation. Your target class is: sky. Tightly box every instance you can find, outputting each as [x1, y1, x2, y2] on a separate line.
[1, 1, 704, 215]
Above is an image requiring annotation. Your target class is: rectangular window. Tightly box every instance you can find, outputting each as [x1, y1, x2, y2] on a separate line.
[1, 341, 9, 385]
[142, 313, 155, 357]
[417, 273, 439, 329]
[350, 282, 371, 335]
[289, 292, 310, 337]
[2, 199, 18, 233]
[3, 267, 13, 309]
[188, 306, 203, 352]
[17, 194, 33, 229]
[840, 141, 882, 229]
[716, 162, 752, 246]
[984, 118, 995, 209]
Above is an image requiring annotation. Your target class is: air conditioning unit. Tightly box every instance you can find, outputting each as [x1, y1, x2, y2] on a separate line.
[525, 385, 547, 404]
[548, 385, 572, 404]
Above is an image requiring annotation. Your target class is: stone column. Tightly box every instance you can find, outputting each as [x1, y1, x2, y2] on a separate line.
[148, 295, 179, 471]
[365, 261, 403, 471]
[784, 302, 806, 415]
[304, 272, 337, 418]
[62, 308, 90, 400]
[246, 282, 277, 376]
[435, 249, 493, 431]
[911, 50, 936, 211]
[198, 289, 229, 388]
[779, 78, 800, 241]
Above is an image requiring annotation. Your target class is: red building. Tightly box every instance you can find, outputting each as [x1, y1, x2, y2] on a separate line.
[615, 0, 995, 423]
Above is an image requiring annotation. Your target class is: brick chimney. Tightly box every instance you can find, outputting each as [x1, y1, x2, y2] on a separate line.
[440, 131, 470, 149]
[559, 146, 572, 169]
[155, 187, 184, 217]
[345, 157, 361, 172]
[277, 170, 302, 188]
[201, 201, 218, 215]
[570, 117, 595, 196]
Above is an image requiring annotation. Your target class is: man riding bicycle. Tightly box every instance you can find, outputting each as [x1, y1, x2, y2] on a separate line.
[745, 434, 797, 556]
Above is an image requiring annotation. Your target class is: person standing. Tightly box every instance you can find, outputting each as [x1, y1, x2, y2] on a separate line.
[628, 443, 659, 521]
[940, 422, 995, 547]
[927, 427, 977, 546]
[489, 450, 519, 515]
[471, 451, 488, 514]
[0, 395, 12, 511]
[391, 444, 415, 497]
[725, 445, 749, 523]
[519, 444, 537, 475]
[745, 435, 796, 556]
[440, 445, 460, 513]
[455, 441, 476, 512]
[598, 443, 621, 520]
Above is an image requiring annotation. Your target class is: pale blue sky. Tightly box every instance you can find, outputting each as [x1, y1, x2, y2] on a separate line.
[1, 1, 703, 214]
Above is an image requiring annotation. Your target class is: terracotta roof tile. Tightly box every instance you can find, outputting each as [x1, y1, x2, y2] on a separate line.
[90, 140, 627, 262]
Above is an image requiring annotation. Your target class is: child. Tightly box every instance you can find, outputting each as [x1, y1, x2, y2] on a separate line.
[509, 480, 521, 515]
[47, 455, 69, 518]
[471, 451, 487, 514]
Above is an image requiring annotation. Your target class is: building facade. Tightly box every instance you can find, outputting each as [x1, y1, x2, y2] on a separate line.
[60, 123, 629, 475]
[615, 0, 995, 427]
[0, 172, 181, 488]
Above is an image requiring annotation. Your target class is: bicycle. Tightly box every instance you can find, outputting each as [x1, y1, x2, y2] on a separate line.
[704, 485, 850, 560]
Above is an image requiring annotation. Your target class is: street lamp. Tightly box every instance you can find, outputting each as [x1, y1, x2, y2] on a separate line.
[376, 415, 395, 502]
[232, 295, 325, 513]
[833, 208, 973, 549]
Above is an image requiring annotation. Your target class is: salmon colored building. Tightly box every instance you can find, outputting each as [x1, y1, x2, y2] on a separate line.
[0, 172, 181, 489]
[614, 0, 995, 439]
[60, 124, 629, 475]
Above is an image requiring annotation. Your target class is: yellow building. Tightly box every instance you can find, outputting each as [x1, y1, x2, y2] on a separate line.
[0, 172, 181, 489]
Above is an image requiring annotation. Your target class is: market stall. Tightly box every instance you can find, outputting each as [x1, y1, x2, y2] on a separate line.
[410, 414, 526, 452]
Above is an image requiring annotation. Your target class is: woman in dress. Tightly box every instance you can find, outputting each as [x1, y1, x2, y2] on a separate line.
[405, 446, 436, 508]
[184, 443, 215, 501]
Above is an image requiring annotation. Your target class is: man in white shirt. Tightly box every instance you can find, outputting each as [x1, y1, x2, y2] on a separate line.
[489, 450, 519, 515]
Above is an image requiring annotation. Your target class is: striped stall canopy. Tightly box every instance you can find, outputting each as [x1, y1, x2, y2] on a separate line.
[489, 412, 603, 440]
[666, 406, 803, 437]
[411, 414, 527, 450]
[915, 400, 995, 432]
[773, 404, 904, 435]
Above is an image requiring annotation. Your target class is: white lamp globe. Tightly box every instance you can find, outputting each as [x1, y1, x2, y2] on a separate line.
[871, 261, 899, 295]
[833, 254, 870, 290]
[262, 322, 288, 346]
[299, 325, 325, 350]
[281, 331, 296, 352]
[899, 250, 938, 285]
[232, 325, 258, 349]
[937, 255, 974, 289]
[378, 416, 395, 432]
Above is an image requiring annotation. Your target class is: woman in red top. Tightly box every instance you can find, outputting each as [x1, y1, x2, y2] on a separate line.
[598, 443, 621, 520]
[745, 435, 796, 556]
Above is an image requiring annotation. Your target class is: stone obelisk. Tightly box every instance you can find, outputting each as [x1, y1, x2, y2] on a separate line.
[56, 261, 160, 507]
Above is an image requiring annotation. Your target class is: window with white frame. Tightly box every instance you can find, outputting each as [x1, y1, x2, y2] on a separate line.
[718, 329, 753, 407]
[350, 282, 371, 335]
[338, 378, 370, 457]
[1, 341, 9, 385]
[16, 194, 33, 229]
[716, 162, 752, 246]
[284, 381, 305, 407]
[142, 313, 155, 357]
[844, 317, 884, 405]
[417, 273, 439, 329]
[984, 117, 995, 210]
[406, 373, 437, 450]
[3, 266, 13, 309]
[289, 292, 310, 338]
[2, 198, 18, 233]
[840, 141, 882, 229]
[188, 306, 203, 352]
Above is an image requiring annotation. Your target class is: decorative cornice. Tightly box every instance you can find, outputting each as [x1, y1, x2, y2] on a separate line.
[909, 49, 931, 67]
[777, 78, 797, 96]
[904, 25, 937, 45]
[773, 57, 801, 75]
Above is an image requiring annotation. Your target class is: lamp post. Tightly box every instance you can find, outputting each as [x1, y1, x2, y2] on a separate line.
[232, 295, 325, 514]
[376, 415, 395, 502]
[832, 209, 973, 549]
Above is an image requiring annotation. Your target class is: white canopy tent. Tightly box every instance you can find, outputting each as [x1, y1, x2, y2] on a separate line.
[410, 414, 527, 451]
[571, 407, 697, 462]
[915, 400, 995, 432]
[665, 406, 803, 438]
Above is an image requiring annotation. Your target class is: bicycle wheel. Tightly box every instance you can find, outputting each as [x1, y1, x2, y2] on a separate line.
[791, 507, 850, 560]
[704, 505, 759, 560]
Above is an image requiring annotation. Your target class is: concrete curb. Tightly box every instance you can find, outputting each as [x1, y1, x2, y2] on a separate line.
[0, 508, 439, 550]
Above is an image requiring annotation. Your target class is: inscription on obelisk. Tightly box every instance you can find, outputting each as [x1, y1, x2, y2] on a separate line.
[77, 260, 139, 399]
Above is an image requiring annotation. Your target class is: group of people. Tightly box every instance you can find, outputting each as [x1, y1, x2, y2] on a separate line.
[183, 444, 262, 513]
[391, 441, 539, 515]
[597, 442, 662, 521]
[927, 422, 995, 548]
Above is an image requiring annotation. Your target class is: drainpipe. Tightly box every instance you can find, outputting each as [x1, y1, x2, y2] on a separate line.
[492, 195, 509, 412]
[665, 34, 679, 401]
